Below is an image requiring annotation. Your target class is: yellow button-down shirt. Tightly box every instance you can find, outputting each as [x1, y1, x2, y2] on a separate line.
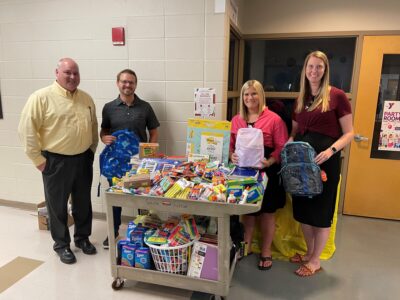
[18, 81, 98, 166]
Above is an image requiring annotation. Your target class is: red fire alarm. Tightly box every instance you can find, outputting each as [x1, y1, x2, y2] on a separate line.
[112, 27, 125, 46]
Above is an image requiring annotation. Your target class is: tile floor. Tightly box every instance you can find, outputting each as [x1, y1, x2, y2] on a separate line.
[1, 205, 399, 300]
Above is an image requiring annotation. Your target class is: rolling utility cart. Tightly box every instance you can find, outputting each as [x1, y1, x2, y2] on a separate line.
[105, 192, 261, 299]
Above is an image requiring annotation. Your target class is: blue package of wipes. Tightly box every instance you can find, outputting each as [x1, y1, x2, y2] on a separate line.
[116, 240, 130, 265]
[121, 244, 136, 267]
[130, 229, 145, 248]
[135, 247, 151, 269]
[126, 221, 137, 239]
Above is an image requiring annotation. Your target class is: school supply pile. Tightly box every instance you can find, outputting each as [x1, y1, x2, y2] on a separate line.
[108, 158, 267, 206]
[145, 215, 200, 274]
[117, 213, 203, 275]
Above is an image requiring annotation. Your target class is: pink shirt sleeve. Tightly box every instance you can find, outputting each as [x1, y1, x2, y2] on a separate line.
[230, 115, 245, 153]
[270, 118, 288, 162]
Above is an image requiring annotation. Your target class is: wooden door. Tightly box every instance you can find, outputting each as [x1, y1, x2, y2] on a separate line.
[343, 36, 400, 220]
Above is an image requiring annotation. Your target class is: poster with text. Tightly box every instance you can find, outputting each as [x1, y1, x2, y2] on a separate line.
[378, 100, 400, 151]
[186, 119, 231, 165]
[194, 88, 216, 118]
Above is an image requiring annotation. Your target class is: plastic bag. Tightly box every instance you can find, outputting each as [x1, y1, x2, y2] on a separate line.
[249, 176, 341, 260]
[235, 127, 264, 168]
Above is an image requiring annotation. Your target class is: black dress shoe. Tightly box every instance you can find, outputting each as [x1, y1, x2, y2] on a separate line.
[56, 248, 76, 264]
[75, 239, 97, 255]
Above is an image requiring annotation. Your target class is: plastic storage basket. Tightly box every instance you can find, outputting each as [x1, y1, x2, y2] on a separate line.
[144, 239, 195, 275]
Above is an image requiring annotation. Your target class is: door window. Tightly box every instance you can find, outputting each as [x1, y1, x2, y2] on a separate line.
[370, 54, 400, 160]
[243, 37, 356, 93]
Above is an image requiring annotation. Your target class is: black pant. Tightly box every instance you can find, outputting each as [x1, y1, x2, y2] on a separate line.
[42, 149, 94, 251]
[112, 206, 122, 236]
[107, 179, 122, 235]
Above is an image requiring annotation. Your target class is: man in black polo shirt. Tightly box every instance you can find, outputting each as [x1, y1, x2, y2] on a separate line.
[100, 69, 160, 248]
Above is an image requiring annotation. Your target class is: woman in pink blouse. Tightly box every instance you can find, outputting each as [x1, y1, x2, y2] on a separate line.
[230, 80, 288, 270]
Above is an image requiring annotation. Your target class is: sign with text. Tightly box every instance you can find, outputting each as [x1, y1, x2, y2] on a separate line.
[378, 100, 400, 151]
[194, 88, 216, 118]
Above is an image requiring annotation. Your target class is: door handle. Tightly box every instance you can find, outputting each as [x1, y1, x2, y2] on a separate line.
[354, 134, 369, 142]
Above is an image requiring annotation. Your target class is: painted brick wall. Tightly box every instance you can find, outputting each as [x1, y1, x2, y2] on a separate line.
[0, 0, 229, 213]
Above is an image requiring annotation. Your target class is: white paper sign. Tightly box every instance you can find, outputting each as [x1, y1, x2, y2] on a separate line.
[194, 88, 216, 118]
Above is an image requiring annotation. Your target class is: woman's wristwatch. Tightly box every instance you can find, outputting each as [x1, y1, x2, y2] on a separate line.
[330, 146, 337, 154]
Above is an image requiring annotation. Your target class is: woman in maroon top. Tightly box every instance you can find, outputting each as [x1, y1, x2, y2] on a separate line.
[288, 51, 354, 276]
[230, 80, 288, 270]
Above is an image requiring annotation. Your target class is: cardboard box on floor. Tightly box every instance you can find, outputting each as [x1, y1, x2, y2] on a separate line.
[37, 201, 74, 231]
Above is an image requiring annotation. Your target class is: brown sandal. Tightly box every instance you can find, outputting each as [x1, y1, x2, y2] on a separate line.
[294, 263, 322, 277]
[289, 253, 308, 264]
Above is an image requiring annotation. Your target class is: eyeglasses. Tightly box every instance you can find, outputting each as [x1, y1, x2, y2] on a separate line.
[119, 80, 135, 86]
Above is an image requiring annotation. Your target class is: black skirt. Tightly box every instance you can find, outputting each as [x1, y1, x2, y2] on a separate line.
[292, 132, 340, 227]
[250, 147, 286, 216]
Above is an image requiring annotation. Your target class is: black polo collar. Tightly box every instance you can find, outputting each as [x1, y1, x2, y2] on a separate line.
[115, 94, 141, 107]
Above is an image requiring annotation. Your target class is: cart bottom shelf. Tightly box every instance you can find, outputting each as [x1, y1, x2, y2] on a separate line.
[111, 265, 230, 296]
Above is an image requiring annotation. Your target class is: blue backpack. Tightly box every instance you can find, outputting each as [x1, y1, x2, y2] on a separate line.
[280, 141, 323, 197]
[99, 129, 140, 180]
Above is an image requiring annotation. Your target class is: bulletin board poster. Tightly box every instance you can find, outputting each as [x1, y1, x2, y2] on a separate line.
[186, 118, 231, 165]
[194, 88, 216, 118]
[378, 100, 400, 152]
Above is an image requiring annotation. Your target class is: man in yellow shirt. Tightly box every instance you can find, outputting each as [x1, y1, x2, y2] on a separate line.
[18, 58, 99, 264]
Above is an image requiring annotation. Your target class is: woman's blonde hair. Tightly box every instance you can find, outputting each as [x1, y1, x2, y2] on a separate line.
[296, 51, 330, 113]
[239, 80, 265, 121]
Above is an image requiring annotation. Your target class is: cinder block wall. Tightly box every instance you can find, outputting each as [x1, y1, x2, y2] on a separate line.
[0, 0, 229, 213]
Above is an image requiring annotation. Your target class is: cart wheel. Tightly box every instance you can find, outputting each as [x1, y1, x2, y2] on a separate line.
[111, 278, 124, 290]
